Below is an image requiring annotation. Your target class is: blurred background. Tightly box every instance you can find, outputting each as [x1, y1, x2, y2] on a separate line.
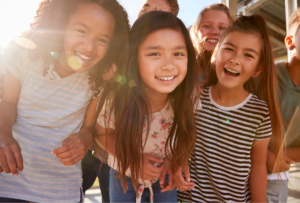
[0, 0, 300, 202]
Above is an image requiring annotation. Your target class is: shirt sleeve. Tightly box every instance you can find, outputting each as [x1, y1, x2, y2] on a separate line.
[96, 95, 115, 130]
[255, 111, 272, 141]
[1, 38, 28, 80]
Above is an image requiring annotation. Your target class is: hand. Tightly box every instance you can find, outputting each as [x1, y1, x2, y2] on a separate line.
[173, 165, 194, 191]
[103, 64, 117, 81]
[51, 129, 93, 166]
[0, 74, 3, 100]
[0, 133, 23, 176]
[141, 154, 164, 180]
[159, 156, 175, 192]
[267, 151, 295, 173]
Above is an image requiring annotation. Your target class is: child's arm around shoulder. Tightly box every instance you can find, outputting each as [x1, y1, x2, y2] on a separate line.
[0, 67, 22, 176]
[250, 138, 270, 202]
[51, 97, 98, 166]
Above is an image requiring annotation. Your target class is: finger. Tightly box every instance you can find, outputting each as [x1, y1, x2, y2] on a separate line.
[183, 166, 191, 182]
[11, 144, 23, 172]
[112, 63, 117, 72]
[59, 154, 81, 166]
[161, 173, 175, 192]
[3, 147, 17, 175]
[284, 155, 295, 165]
[0, 151, 10, 173]
[56, 145, 84, 159]
[62, 134, 76, 146]
[52, 135, 79, 155]
[0, 166, 3, 173]
[159, 168, 167, 185]
[144, 154, 164, 163]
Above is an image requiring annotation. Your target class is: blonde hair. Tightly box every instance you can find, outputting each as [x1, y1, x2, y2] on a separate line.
[289, 7, 300, 34]
[190, 3, 233, 79]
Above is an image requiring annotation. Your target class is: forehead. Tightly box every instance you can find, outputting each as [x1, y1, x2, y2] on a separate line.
[222, 31, 262, 50]
[201, 10, 230, 25]
[142, 0, 170, 8]
[67, 3, 115, 35]
[140, 29, 185, 48]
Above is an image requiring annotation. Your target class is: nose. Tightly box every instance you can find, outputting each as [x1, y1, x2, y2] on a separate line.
[161, 56, 175, 71]
[83, 37, 95, 52]
[230, 55, 241, 66]
[209, 26, 220, 36]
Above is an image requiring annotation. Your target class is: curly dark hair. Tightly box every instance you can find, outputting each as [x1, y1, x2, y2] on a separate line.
[166, 0, 179, 16]
[24, 0, 130, 96]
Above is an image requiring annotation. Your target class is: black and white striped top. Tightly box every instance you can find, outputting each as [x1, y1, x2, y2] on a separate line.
[178, 87, 271, 203]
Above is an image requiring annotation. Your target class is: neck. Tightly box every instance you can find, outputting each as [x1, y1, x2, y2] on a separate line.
[288, 56, 300, 86]
[144, 89, 169, 113]
[55, 59, 75, 78]
[211, 83, 249, 107]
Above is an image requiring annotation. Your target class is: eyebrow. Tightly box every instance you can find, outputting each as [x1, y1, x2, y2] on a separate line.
[74, 22, 111, 39]
[143, 3, 150, 7]
[145, 45, 187, 50]
[224, 42, 259, 55]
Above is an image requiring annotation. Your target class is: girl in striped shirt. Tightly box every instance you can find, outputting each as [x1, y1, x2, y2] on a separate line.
[176, 15, 283, 203]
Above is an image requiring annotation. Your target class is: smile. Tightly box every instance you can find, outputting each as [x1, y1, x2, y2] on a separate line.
[155, 76, 176, 81]
[206, 39, 218, 43]
[74, 51, 92, 64]
[224, 68, 240, 77]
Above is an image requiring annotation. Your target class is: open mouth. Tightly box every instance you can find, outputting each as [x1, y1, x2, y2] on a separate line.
[74, 51, 92, 64]
[155, 76, 176, 81]
[206, 39, 219, 43]
[224, 68, 240, 77]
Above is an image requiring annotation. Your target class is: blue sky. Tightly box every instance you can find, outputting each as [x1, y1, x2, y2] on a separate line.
[0, 0, 219, 47]
[118, 0, 219, 27]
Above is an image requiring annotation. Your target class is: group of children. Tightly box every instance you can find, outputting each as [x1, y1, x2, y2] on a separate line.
[0, 0, 299, 202]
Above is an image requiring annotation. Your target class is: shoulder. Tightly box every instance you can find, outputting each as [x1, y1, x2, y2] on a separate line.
[1, 37, 31, 63]
[245, 95, 270, 117]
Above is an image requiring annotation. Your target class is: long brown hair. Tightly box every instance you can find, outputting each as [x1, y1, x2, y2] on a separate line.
[190, 3, 233, 80]
[207, 15, 284, 172]
[98, 11, 198, 192]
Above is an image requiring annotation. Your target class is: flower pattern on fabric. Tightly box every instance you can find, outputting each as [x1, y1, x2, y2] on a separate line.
[97, 101, 174, 203]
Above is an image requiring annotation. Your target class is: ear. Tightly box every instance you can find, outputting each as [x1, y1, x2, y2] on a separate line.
[285, 35, 295, 51]
[211, 49, 218, 65]
[252, 65, 262, 78]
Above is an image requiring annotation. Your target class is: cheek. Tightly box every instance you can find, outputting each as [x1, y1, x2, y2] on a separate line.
[198, 28, 208, 39]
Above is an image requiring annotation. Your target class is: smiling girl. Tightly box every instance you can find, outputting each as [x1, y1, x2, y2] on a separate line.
[176, 15, 283, 203]
[0, 0, 129, 202]
[190, 4, 233, 84]
[94, 11, 199, 203]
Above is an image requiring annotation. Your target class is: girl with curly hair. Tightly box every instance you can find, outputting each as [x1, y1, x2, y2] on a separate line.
[0, 0, 129, 202]
[95, 11, 199, 203]
[138, 0, 179, 18]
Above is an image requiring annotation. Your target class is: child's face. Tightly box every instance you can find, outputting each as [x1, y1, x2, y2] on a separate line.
[63, 3, 115, 73]
[138, 0, 171, 18]
[287, 25, 300, 58]
[138, 29, 188, 97]
[198, 10, 230, 52]
[214, 31, 262, 90]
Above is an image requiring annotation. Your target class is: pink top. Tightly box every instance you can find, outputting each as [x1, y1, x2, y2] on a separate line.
[97, 97, 174, 202]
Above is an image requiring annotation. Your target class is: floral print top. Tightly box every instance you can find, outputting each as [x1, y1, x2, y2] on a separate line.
[97, 98, 174, 203]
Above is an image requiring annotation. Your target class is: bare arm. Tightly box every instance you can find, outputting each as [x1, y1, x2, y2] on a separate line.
[0, 74, 3, 100]
[285, 147, 300, 162]
[0, 67, 22, 175]
[95, 120, 116, 156]
[51, 97, 98, 165]
[250, 138, 269, 203]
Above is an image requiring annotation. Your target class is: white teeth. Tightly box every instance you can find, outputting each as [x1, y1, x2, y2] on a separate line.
[76, 52, 92, 60]
[207, 39, 218, 43]
[225, 68, 239, 74]
[156, 76, 175, 81]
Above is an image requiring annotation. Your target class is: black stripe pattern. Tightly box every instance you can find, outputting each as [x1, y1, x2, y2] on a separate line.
[178, 87, 271, 203]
